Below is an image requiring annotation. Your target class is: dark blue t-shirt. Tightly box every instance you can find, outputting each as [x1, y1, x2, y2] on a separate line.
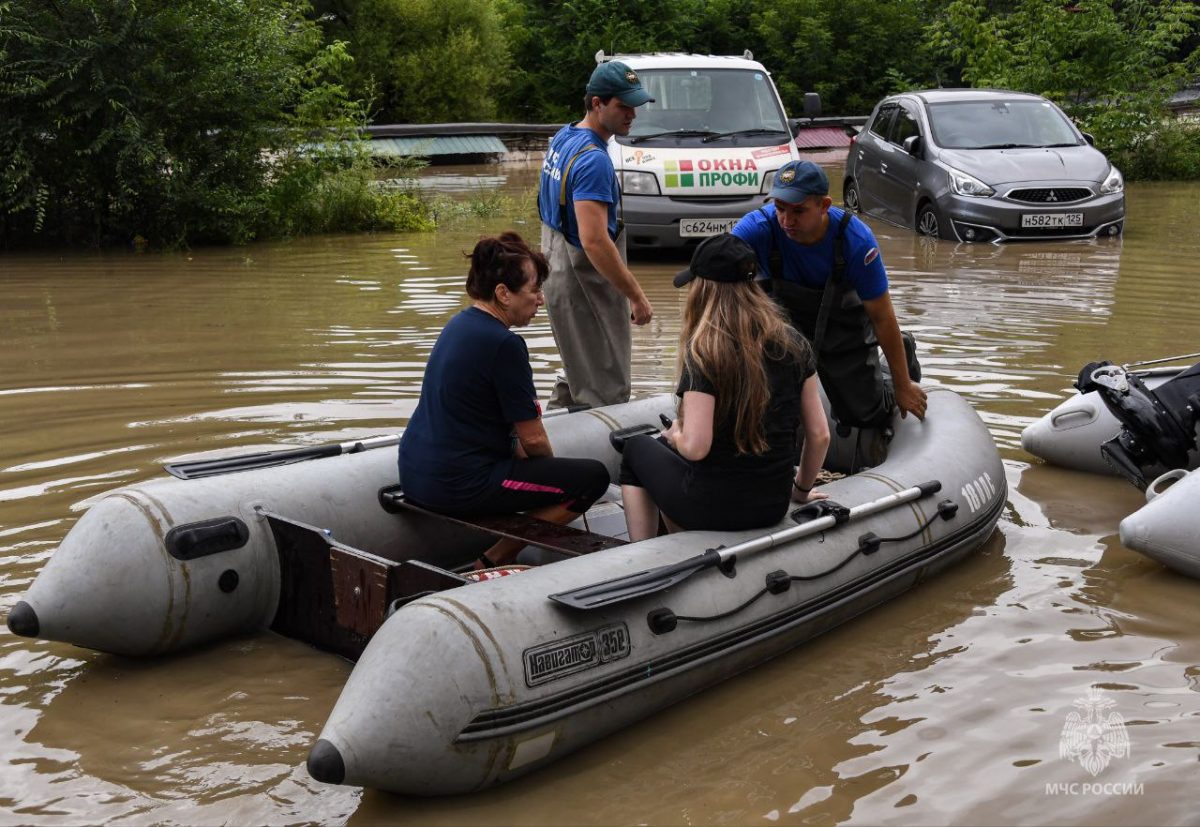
[398, 307, 540, 509]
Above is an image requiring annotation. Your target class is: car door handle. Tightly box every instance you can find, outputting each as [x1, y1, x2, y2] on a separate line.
[880, 162, 888, 174]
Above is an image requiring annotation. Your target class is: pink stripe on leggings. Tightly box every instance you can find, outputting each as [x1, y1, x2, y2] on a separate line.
[501, 479, 566, 495]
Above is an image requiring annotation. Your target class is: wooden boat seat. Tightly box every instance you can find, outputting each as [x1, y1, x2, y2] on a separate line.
[378, 486, 626, 558]
[266, 512, 471, 660]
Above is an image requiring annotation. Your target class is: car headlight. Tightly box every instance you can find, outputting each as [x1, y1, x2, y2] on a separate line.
[620, 170, 660, 196]
[1100, 166, 1124, 194]
[947, 166, 995, 197]
[760, 170, 776, 194]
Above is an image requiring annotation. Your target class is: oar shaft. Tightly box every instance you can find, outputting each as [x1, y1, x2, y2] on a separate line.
[716, 482, 940, 563]
[549, 481, 942, 611]
[1124, 352, 1200, 369]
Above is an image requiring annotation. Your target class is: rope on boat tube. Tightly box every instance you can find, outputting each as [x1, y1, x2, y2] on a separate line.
[669, 498, 958, 626]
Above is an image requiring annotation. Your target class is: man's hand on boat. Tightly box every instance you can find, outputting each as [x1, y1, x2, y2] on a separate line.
[896, 380, 928, 421]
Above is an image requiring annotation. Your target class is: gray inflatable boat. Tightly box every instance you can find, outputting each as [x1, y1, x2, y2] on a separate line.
[6, 396, 678, 656]
[7, 387, 1004, 795]
[1120, 468, 1200, 579]
[1021, 361, 1200, 485]
[306, 386, 1005, 795]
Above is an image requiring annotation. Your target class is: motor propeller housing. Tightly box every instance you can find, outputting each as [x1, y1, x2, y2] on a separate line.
[1077, 360, 1200, 489]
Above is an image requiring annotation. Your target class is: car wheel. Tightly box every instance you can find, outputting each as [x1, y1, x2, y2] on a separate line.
[844, 178, 862, 213]
[916, 203, 942, 238]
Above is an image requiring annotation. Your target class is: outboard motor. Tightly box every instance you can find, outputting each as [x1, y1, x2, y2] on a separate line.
[1076, 361, 1200, 489]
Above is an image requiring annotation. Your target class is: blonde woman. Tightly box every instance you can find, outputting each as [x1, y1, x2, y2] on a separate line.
[620, 234, 830, 542]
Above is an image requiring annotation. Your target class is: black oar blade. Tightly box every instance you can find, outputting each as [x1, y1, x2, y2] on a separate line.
[164, 444, 342, 480]
[549, 548, 721, 610]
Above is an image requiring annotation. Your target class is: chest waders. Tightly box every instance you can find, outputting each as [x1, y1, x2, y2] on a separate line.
[761, 209, 893, 431]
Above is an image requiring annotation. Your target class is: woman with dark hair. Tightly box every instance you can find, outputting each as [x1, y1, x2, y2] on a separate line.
[399, 232, 611, 569]
[620, 233, 830, 541]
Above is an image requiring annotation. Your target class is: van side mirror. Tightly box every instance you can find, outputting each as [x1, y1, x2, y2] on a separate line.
[803, 92, 821, 119]
[903, 135, 923, 157]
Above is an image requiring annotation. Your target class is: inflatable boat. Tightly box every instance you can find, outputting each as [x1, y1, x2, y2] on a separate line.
[5, 396, 676, 657]
[1119, 468, 1200, 579]
[1021, 359, 1200, 486]
[306, 386, 1004, 795]
[7, 387, 1004, 795]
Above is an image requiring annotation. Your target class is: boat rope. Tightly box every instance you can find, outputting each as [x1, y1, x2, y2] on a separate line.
[668, 498, 958, 626]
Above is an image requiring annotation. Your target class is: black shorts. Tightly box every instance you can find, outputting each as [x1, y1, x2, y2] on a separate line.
[618, 435, 788, 531]
[419, 456, 611, 518]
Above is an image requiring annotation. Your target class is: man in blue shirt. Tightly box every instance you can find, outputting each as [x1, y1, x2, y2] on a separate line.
[732, 160, 926, 431]
[538, 61, 655, 409]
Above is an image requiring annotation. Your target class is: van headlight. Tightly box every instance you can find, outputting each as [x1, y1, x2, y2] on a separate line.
[760, 171, 776, 194]
[1100, 165, 1124, 194]
[620, 171, 660, 196]
[947, 166, 995, 198]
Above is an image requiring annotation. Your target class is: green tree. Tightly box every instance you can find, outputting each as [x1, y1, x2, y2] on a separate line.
[496, 0, 723, 122]
[346, 0, 511, 123]
[0, 0, 426, 248]
[928, 0, 1200, 176]
[752, 0, 941, 115]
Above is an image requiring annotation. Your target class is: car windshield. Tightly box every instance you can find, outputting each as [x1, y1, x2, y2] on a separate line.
[927, 99, 1081, 149]
[621, 68, 788, 143]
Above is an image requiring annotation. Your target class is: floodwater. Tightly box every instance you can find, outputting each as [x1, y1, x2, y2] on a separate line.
[2, 163, 1198, 826]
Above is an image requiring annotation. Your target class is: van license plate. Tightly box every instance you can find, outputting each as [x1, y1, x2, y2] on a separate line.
[1021, 212, 1083, 229]
[680, 218, 738, 237]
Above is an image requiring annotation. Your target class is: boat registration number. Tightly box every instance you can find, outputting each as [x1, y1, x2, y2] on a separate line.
[680, 217, 738, 237]
[1021, 212, 1083, 229]
[523, 622, 631, 687]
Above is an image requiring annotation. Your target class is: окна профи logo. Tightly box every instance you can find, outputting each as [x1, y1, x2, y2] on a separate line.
[1059, 687, 1131, 776]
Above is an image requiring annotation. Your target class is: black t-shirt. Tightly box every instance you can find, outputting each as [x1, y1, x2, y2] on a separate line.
[675, 334, 815, 505]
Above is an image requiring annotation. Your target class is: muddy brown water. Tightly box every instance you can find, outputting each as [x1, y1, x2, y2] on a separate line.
[2, 164, 1198, 825]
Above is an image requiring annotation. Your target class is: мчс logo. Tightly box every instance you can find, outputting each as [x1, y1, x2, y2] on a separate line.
[1059, 687, 1131, 776]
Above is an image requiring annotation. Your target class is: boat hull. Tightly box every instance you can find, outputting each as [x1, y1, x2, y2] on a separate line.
[1020, 367, 1185, 476]
[8, 396, 678, 655]
[1119, 469, 1200, 579]
[310, 387, 1006, 795]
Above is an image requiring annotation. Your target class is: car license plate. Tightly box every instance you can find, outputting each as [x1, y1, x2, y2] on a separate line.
[679, 218, 738, 237]
[1021, 212, 1083, 229]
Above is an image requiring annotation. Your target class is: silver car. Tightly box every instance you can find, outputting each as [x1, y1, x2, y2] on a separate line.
[844, 89, 1125, 242]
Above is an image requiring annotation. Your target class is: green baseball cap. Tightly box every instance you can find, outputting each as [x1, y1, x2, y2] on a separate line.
[586, 61, 655, 106]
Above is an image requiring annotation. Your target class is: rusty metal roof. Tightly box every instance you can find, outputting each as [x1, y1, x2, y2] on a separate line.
[368, 135, 509, 158]
[793, 126, 853, 150]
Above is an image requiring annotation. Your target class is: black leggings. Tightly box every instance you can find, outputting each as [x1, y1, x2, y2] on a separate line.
[417, 456, 610, 518]
[618, 435, 788, 531]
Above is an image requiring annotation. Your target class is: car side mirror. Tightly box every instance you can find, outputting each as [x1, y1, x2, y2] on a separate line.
[903, 135, 923, 157]
[803, 92, 821, 119]
[1081, 132, 1095, 146]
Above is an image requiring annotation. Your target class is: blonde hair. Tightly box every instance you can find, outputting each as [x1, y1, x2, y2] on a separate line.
[677, 279, 808, 455]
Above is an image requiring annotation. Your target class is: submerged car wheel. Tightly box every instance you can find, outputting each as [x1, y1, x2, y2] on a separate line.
[844, 179, 862, 213]
[916, 204, 942, 238]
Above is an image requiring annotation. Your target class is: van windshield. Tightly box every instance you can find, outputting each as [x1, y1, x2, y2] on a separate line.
[927, 99, 1081, 149]
[621, 68, 788, 144]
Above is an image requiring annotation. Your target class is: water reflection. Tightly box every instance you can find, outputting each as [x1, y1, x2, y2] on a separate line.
[1, 163, 1198, 825]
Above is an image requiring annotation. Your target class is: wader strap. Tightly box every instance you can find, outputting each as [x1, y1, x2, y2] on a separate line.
[813, 211, 854, 351]
[762, 207, 854, 353]
[555, 144, 610, 239]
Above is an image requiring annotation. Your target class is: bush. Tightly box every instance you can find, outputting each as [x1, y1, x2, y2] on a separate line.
[0, 0, 429, 249]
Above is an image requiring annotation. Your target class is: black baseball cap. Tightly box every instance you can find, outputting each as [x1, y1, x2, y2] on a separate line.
[673, 233, 758, 288]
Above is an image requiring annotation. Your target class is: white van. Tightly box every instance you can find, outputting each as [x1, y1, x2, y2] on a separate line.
[598, 51, 816, 249]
